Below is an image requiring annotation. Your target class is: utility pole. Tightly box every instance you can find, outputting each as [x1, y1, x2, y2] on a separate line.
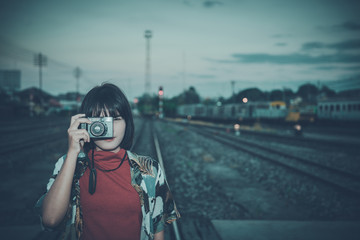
[144, 30, 152, 94]
[34, 53, 47, 101]
[182, 51, 186, 91]
[282, 87, 286, 103]
[231, 80, 236, 103]
[73, 67, 82, 102]
[231, 80, 235, 97]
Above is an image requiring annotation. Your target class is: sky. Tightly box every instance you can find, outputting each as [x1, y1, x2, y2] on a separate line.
[0, 0, 360, 100]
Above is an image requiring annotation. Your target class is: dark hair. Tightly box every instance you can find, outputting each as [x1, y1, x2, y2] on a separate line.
[80, 83, 134, 151]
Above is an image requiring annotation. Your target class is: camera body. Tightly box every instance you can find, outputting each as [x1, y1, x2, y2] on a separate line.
[79, 117, 113, 138]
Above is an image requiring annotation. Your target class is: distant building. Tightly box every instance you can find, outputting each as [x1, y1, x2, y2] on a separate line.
[0, 70, 21, 91]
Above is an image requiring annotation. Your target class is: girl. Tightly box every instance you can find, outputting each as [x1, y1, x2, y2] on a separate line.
[36, 83, 180, 240]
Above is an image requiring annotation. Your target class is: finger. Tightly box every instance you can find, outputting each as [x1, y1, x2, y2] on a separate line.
[79, 130, 91, 143]
[71, 131, 90, 143]
[69, 129, 90, 141]
[70, 114, 86, 126]
[83, 130, 90, 142]
[69, 117, 92, 130]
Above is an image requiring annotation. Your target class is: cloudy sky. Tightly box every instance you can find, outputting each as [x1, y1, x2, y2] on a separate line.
[0, 0, 359, 100]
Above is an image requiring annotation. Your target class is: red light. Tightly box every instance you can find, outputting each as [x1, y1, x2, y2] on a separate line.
[159, 90, 164, 96]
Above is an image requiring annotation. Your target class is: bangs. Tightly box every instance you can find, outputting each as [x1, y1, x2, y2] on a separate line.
[88, 102, 121, 118]
[82, 86, 123, 118]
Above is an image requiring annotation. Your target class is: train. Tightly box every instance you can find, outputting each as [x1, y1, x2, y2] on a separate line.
[317, 98, 360, 121]
[176, 98, 360, 124]
[177, 101, 289, 123]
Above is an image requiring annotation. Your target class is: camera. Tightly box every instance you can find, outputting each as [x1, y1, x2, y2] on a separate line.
[79, 117, 113, 138]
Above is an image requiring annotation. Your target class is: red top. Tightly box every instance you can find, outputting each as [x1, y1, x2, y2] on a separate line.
[79, 149, 142, 240]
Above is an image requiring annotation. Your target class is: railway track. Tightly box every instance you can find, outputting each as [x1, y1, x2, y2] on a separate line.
[131, 119, 182, 240]
[0, 131, 66, 156]
[183, 123, 360, 197]
[0, 117, 68, 135]
[132, 118, 221, 240]
[175, 119, 360, 152]
[0, 118, 69, 169]
[0, 120, 68, 158]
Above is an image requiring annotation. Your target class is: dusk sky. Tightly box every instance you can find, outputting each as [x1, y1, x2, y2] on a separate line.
[1, 0, 360, 100]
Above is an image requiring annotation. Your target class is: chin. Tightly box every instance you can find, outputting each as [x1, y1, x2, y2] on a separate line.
[97, 145, 121, 152]
[94, 141, 122, 152]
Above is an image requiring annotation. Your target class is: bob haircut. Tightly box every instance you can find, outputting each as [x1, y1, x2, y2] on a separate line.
[80, 83, 134, 151]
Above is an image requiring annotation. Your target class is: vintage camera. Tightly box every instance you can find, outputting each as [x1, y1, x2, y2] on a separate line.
[79, 117, 113, 138]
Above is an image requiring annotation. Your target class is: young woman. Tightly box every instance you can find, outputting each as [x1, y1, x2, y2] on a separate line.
[36, 83, 180, 240]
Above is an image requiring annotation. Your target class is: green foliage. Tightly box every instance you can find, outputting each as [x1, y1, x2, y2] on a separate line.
[136, 86, 202, 116]
[296, 83, 319, 103]
[283, 88, 295, 104]
[175, 86, 201, 105]
[234, 88, 266, 102]
[163, 98, 178, 117]
[319, 85, 336, 98]
[336, 88, 360, 98]
[0, 88, 11, 104]
[137, 93, 158, 115]
[269, 89, 283, 101]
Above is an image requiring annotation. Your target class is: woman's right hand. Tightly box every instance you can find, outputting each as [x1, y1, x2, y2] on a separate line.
[42, 113, 91, 228]
[67, 114, 91, 155]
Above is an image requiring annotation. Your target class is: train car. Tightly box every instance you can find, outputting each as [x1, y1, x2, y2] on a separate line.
[176, 97, 360, 124]
[251, 101, 288, 119]
[221, 101, 287, 120]
[317, 98, 360, 121]
[222, 103, 248, 119]
[286, 103, 317, 123]
[176, 104, 194, 117]
[177, 101, 288, 122]
[177, 104, 207, 118]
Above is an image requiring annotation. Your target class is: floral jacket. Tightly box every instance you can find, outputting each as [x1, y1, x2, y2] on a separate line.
[35, 151, 180, 240]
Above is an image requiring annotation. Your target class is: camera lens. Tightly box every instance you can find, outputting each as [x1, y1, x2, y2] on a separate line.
[90, 121, 106, 136]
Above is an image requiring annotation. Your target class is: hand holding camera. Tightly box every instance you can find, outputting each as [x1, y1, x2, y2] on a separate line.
[67, 114, 114, 155]
[67, 114, 92, 155]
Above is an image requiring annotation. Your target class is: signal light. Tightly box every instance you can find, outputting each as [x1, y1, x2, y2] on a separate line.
[158, 86, 163, 96]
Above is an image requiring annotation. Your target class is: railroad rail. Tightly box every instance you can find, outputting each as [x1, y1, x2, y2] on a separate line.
[0, 117, 68, 135]
[181, 123, 360, 197]
[0, 120, 68, 158]
[132, 118, 221, 240]
[131, 119, 182, 240]
[174, 119, 360, 151]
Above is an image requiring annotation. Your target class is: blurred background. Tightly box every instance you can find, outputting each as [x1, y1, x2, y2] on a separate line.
[1, 0, 360, 239]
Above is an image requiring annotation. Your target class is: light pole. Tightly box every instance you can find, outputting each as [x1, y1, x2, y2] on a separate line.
[144, 30, 152, 94]
[34, 53, 47, 102]
[73, 67, 82, 102]
[231, 80, 235, 99]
